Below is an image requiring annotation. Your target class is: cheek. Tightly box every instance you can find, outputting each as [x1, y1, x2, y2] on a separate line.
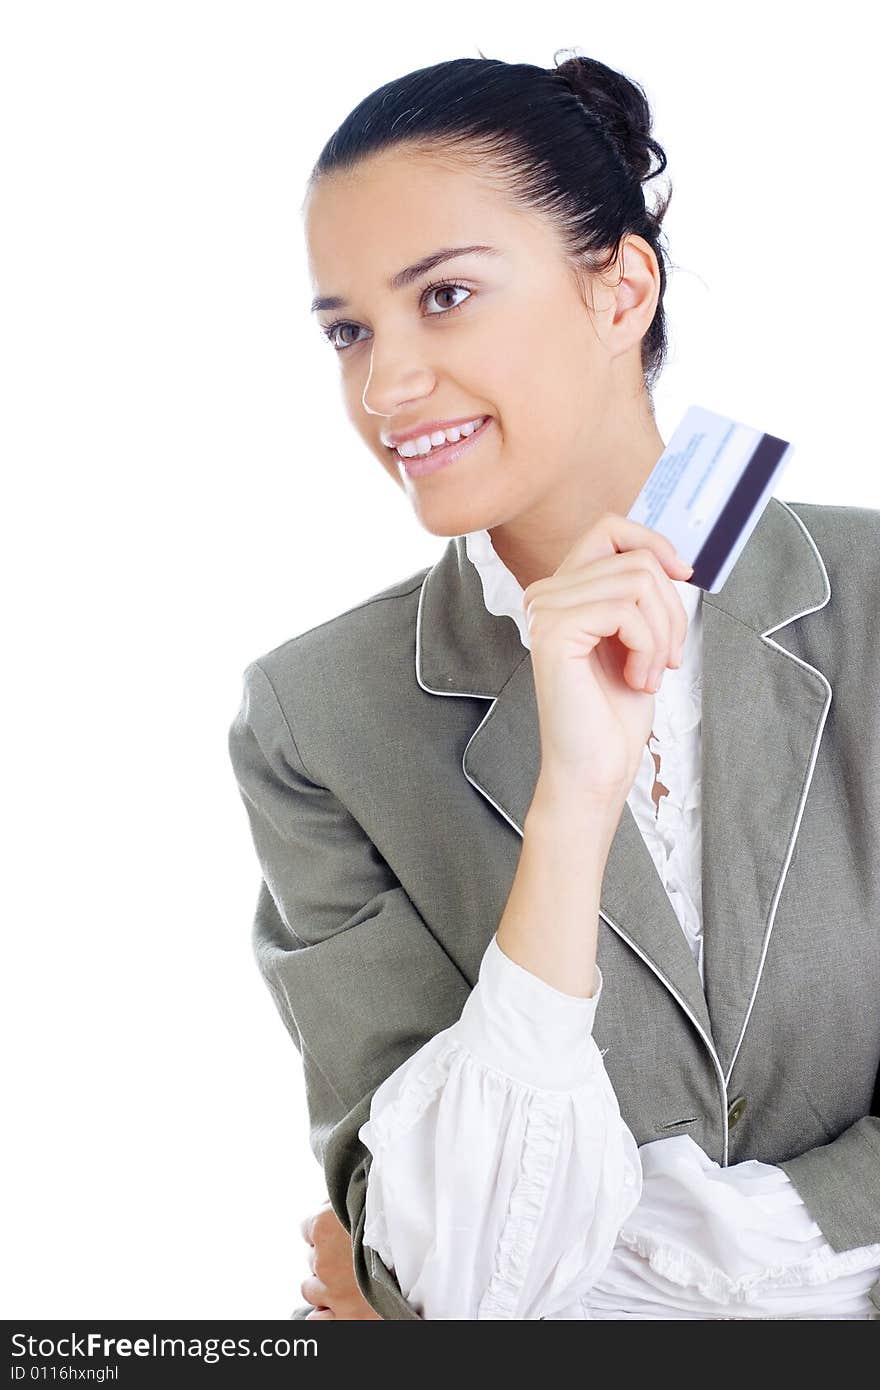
[490, 321, 582, 416]
[342, 377, 365, 423]
[492, 355, 581, 459]
[377, 448, 405, 489]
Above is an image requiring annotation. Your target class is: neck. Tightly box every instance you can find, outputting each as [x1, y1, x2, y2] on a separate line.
[487, 417, 667, 592]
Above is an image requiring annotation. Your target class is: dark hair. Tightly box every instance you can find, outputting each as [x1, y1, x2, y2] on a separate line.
[307, 49, 674, 397]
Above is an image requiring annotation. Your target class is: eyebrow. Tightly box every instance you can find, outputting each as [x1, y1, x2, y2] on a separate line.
[310, 244, 502, 314]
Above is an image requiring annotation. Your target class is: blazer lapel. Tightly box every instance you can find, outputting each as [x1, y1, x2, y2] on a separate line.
[416, 497, 832, 1077]
[699, 498, 832, 1082]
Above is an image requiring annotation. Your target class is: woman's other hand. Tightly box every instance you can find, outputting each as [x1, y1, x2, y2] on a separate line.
[299, 1198, 383, 1320]
[522, 511, 692, 814]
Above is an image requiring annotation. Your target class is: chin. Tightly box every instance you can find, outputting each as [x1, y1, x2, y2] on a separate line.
[405, 492, 497, 540]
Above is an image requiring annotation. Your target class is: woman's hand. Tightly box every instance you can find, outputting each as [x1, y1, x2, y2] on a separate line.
[299, 1199, 383, 1320]
[521, 512, 693, 813]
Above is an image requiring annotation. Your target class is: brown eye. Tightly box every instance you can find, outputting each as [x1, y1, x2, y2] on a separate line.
[321, 281, 472, 354]
[322, 322, 366, 351]
[421, 282, 472, 315]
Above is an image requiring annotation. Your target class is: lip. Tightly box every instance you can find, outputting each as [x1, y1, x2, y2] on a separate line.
[384, 414, 490, 448]
[398, 416, 494, 479]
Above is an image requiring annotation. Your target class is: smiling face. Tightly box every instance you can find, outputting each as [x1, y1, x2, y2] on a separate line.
[304, 144, 663, 579]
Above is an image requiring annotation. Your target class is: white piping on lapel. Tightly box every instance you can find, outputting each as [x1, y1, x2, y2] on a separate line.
[722, 498, 833, 1092]
[414, 557, 496, 701]
[414, 566, 734, 1163]
[590, 907, 731, 1163]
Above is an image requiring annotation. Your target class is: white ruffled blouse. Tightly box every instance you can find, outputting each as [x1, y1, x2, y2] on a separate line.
[357, 527, 880, 1319]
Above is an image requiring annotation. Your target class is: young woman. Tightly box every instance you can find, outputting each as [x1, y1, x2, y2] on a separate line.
[228, 51, 880, 1319]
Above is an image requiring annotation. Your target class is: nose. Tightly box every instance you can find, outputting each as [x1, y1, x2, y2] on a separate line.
[362, 346, 437, 421]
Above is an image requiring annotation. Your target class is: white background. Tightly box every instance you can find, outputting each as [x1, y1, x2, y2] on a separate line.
[2, 0, 877, 1319]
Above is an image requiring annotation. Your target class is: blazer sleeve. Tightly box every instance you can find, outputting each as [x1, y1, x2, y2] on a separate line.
[226, 657, 478, 1319]
[777, 1115, 880, 1313]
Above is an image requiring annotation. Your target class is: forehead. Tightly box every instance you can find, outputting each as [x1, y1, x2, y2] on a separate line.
[304, 147, 552, 293]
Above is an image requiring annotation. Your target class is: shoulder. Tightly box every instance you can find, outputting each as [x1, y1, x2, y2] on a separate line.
[235, 560, 433, 753]
[778, 497, 880, 600]
[780, 497, 880, 558]
[249, 562, 430, 669]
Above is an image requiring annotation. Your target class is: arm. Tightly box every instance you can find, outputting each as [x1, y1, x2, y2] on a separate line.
[358, 930, 641, 1318]
[776, 1119, 880, 1312]
[226, 656, 639, 1317]
[770, 986, 880, 1311]
[777, 1077, 880, 1254]
[228, 660, 465, 1319]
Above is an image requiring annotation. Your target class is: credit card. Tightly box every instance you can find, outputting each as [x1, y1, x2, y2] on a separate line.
[626, 404, 793, 593]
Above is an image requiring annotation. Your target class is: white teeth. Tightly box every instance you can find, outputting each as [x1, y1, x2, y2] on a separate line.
[395, 416, 486, 458]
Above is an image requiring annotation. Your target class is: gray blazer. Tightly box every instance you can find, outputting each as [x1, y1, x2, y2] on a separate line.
[228, 496, 880, 1320]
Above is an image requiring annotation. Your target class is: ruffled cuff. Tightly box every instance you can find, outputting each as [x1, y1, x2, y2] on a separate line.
[612, 1135, 880, 1309]
[455, 933, 604, 1091]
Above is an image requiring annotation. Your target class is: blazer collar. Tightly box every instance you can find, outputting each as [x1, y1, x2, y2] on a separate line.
[415, 497, 833, 1104]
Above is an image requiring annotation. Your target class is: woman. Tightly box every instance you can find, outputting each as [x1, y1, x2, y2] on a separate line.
[228, 51, 880, 1319]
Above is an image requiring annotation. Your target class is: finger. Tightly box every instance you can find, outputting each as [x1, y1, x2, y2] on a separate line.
[608, 598, 668, 692]
[558, 512, 692, 581]
[527, 550, 690, 680]
[618, 550, 692, 663]
[525, 570, 671, 692]
[300, 1198, 335, 1245]
[529, 596, 657, 692]
[526, 550, 687, 645]
[525, 547, 679, 608]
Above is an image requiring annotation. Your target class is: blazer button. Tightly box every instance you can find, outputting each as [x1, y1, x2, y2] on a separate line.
[727, 1095, 747, 1128]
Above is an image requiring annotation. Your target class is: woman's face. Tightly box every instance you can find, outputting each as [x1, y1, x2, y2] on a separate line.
[304, 146, 660, 544]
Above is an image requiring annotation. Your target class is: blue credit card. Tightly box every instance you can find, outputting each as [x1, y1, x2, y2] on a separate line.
[626, 404, 793, 593]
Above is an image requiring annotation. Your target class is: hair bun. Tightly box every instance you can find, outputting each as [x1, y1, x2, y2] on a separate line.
[551, 48, 667, 188]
